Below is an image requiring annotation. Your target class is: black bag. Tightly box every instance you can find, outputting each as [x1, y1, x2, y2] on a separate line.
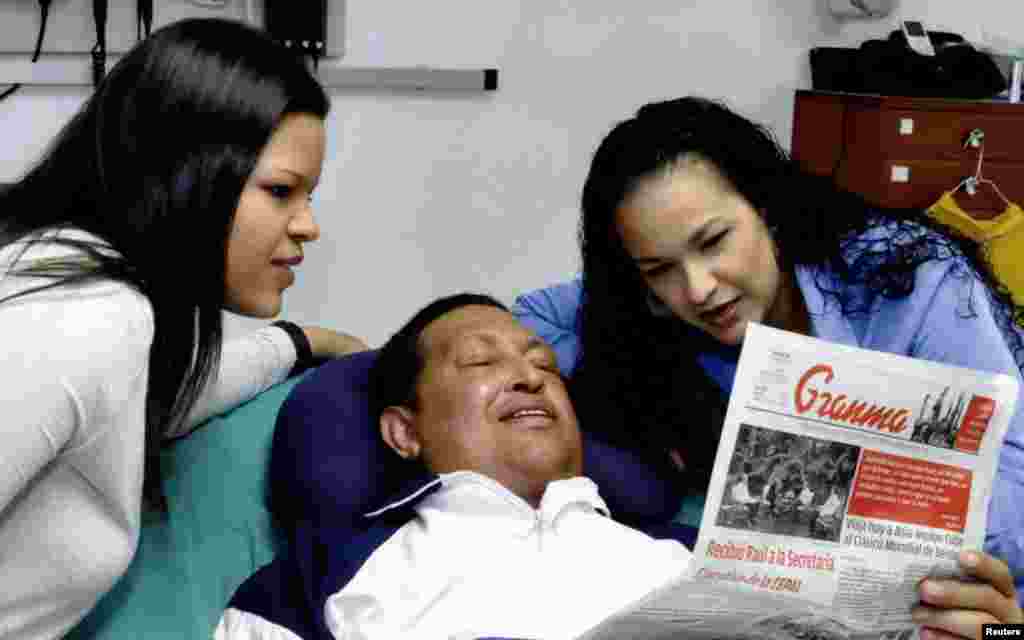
[810, 30, 1007, 99]
[809, 46, 864, 93]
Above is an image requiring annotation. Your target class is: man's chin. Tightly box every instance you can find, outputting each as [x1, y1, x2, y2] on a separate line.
[508, 463, 581, 505]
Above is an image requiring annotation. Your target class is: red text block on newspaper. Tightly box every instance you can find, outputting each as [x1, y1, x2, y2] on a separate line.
[953, 395, 995, 453]
[847, 450, 971, 533]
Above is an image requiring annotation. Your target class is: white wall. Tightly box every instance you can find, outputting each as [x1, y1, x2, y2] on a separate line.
[1, 1, 1020, 346]
[816, 0, 1023, 49]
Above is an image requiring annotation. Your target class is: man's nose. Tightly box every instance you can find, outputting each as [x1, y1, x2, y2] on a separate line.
[509, 360, 545, 394]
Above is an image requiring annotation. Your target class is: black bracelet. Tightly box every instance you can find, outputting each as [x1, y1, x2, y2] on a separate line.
[272, 320, 314, 378]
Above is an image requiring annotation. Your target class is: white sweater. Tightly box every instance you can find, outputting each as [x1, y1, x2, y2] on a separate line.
[0, 230, 297, 640]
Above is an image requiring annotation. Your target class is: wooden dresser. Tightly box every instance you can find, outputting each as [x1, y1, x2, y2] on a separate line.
[791, 90, 1024, 217]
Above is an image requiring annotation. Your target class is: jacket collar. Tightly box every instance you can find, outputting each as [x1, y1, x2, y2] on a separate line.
[361, 469, 610, 525]
[361, 467, 443, 519]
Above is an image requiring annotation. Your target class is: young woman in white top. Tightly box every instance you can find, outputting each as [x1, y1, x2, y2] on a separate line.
[0, 18, 366, 639]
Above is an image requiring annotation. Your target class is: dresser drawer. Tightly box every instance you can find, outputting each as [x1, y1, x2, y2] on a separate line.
[793, 91, 1024, 220]
[875, 159, 1023, 216]
[877, 109, 1024, 162]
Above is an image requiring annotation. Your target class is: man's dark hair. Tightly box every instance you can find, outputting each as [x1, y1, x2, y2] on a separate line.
[369, 293, 507, 421]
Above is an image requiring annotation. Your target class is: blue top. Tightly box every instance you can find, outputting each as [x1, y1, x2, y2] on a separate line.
[513, 255, 1024, 598]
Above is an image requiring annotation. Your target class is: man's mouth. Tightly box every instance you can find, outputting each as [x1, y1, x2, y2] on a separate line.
[500, 405, 556, 428]
[506, 408, 552, 419]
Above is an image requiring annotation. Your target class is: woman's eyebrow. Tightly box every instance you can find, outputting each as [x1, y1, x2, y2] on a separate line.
[633, 217, 723, 264]
[260, 166, 318, 188]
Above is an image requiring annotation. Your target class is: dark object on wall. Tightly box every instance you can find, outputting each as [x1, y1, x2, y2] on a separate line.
[92, 0, 108, 87]
[33, 0, 53, 61]
[810, 31, 1008, 100]
[264, 0, 328, 64]
[1, 0, 53, 104]
[809, 47, 862, 92]
[137, 0, 153, 39]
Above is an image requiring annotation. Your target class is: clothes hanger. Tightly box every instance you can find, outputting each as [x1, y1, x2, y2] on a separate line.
[952, 129, 1012, 208]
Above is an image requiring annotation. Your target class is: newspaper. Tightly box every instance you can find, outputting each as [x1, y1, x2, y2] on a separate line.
[579, 322, 1018, 640]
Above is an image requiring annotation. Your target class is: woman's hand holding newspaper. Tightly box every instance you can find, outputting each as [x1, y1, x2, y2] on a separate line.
[912, 550, 1022, 639]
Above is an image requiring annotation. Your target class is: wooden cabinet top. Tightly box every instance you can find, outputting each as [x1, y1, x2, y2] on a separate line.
[796, 90, 1024, 115]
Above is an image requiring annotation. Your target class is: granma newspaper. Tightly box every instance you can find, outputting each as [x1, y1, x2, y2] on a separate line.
[581, 323, 1017, 640]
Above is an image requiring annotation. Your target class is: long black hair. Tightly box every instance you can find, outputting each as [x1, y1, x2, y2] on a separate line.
[0, 18, 329, 511]
[574, 95, 1023, 491]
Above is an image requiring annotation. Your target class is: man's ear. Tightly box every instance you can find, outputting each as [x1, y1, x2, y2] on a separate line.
[380, 406, 422, 460]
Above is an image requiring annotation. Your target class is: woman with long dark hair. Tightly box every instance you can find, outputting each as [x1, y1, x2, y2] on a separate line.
[0, 18, 365, 638]
[515, 96, 1024, 634]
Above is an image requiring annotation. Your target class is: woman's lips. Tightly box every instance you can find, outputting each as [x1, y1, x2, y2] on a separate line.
[271, 257, 302, 287]
[701, 298, 740, 328]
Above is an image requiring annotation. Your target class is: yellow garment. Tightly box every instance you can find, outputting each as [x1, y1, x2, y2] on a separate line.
[928, 191, 1024, 309]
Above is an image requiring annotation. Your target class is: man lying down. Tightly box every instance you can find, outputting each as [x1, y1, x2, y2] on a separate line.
[215, 293, 691, 639]
[215, 293, 1022, 640]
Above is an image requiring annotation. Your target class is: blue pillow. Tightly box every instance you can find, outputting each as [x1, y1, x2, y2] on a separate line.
[270, 350, 685, 528]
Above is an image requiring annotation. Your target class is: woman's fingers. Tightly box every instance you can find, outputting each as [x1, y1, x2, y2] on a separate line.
[955, 551, 1018, 604]
[912, 601, 1000, 640]
[917, 625, 978, 640]
[912, 551, 1024, 640]
[918, 626, 975, 640]
[919, 576, 1016, 623]
[918, 551, 1021, 622]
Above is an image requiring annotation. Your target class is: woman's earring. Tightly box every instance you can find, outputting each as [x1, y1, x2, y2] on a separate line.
[646, 291, 674, 318]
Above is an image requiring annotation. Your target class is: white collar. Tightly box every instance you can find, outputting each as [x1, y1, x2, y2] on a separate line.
[418, 471, 610, 539]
